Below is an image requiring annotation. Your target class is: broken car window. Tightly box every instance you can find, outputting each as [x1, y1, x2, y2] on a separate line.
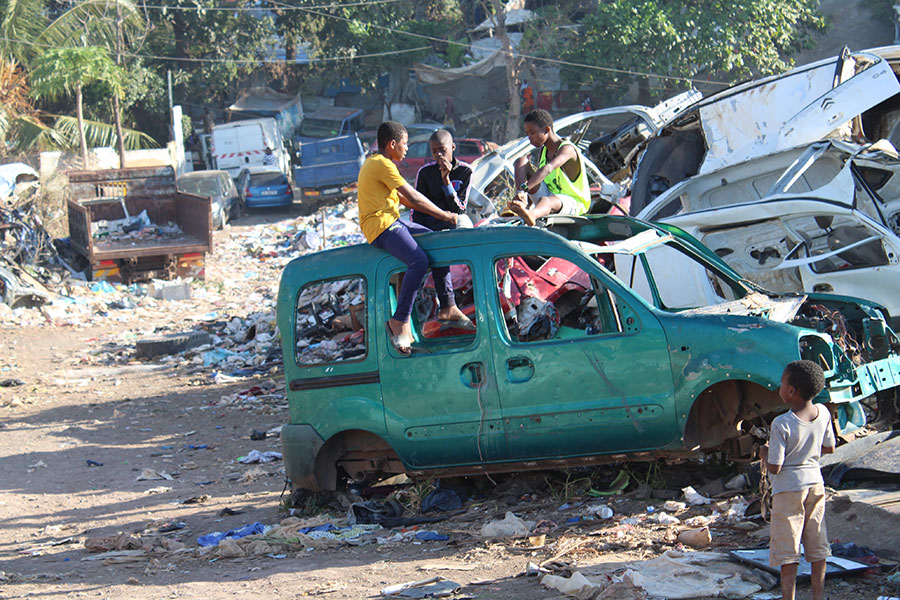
[295, 276, 366, 365]
[495, 255, 622, 343]
[387, 263, 477, 352]
[612, 242, 742, 310]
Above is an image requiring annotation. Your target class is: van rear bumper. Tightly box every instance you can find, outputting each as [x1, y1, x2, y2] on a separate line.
[281, 424, 325, 490]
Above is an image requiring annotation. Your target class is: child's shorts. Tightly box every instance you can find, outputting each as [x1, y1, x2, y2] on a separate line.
[769, 483, 831, 567]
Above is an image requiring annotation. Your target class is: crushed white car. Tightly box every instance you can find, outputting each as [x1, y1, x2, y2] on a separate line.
[631, 46, 900, 213]
[466, 90, 701, 221]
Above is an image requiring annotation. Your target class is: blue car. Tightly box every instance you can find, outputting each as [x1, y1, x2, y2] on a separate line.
[237, 166, 294, 209]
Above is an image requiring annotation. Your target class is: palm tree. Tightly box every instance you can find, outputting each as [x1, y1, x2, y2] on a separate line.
[1, 0, 154, 162]
[29, 46, 122, 167]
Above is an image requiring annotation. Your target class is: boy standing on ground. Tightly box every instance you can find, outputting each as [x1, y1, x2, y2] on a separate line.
[357, 121, 474, 355]
[412, 129, 472, 232]
[760, 360, 836, 600]
[507, 108, 591, 226]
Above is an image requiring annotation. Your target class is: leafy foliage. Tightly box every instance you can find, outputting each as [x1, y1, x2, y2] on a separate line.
[29, 46, 120, 101]
[562, 0, 827, 101]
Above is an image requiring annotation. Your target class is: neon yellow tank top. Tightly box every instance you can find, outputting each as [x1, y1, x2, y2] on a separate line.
[539, 139, 590, 214]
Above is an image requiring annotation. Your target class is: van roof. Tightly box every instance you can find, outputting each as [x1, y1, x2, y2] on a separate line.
[305, 106, 364, 121]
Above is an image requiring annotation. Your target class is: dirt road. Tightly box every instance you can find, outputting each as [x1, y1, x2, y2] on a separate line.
[1, 208, 896, 600]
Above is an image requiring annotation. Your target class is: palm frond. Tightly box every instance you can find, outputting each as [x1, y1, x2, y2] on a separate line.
[29, 46, 119, 101]
[15, 113, 66, 152]
[35, 0, 146, 56]
[53, 114, 158, 150]
[0, 0, 47, 63]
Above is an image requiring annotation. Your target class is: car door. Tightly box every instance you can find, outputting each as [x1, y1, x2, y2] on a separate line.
[485, 241, 678, 460]
[375, 243, 506, 468]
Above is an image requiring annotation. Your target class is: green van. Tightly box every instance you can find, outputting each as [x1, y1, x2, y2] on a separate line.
[277, 215, 900, 495]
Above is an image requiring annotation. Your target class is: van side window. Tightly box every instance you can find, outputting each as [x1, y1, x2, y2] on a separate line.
[387, 263, 477, 353]
[495, 255, 623, 343]
[295, 277, 366, 365]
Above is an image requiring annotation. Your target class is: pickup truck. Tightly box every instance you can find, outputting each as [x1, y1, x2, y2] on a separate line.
[67, 166, 212, 283]
[293, 134, 365, 209]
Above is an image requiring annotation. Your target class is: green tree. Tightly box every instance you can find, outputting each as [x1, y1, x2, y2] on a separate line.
[29, 46, 123, 166]
[563, 0, 826, 104]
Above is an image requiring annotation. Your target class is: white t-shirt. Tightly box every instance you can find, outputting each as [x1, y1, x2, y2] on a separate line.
[768, 405, 836, 495]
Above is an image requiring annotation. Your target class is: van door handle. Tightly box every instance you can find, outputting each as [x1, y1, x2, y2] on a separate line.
[506, 356, 534, 384]
[461, 362, 484, 388]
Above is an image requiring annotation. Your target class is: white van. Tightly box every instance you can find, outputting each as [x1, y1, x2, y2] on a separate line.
[211, 118, 291, 180]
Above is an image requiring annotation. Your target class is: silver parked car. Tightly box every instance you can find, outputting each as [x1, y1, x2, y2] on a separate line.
[176, 169, 242, 229]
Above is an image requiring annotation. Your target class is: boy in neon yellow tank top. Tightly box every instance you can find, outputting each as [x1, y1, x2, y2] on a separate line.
[508, 109, 591, 226]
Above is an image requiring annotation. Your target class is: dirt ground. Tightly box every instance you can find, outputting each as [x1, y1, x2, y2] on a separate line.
[1, 207, 899, 600]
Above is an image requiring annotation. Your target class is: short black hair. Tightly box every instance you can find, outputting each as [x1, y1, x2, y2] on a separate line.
[784, 360, 826, 400]
[377, 121, 407, 149]
[429, 129, 453, 145]
[524, 109, 553, 130]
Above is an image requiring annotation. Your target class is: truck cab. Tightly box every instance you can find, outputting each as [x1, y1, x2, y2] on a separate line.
[294, 107, 364, 145]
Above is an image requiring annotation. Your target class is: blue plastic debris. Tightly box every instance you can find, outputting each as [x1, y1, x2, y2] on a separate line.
[197, 522, 267, 546]
[415, 531, 449, 541]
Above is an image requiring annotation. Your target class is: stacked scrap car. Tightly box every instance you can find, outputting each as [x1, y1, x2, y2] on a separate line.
[465, 90, 701, 222]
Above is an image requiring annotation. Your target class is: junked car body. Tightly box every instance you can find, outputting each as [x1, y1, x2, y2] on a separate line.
[636, 140, 900, 321]
[631, 46, 900, 213]
[277, 215, 900, 494]
[465, 90, 702, 222]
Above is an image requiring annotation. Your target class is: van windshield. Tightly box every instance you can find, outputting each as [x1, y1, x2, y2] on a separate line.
[300, 118, 344, 139]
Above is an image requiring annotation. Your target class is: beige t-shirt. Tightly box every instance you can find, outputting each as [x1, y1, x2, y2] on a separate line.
[768, 405, 836, 495]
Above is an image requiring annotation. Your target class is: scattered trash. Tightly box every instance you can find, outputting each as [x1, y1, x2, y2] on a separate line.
[86, 460, 103, 467]
[85, 534, 143, 553]
[585, 504, 614, 519]
[682, 486, 712, 505]
[157, 521, 186, 533]
[218, 507, 243, 516]
[178, 495, 210, 505]
[197, 522, 267, 547]
[249, 429, 267, 441]
[414, 531, 448, 542]
[625, 550, 761, 599]
[348, 499, 404, 526]
[675, 527, 711, 548]
[541, 571, 606, 599]
[144, 486, 171, 495]
[481, 512, 533, 538]
[651, 512, 680, 525]
[421, 487, 463, 513]
[28, 460, 47, 469]
[237, 450, 282, 464]
[380, 576, 461, 598]
[588, 469, 629, 496]
[724, 474, 748, 490]
[148, 279, 191, 301]
[136, 468, 174, 481]
[0, 378, 24, 387]
[662, 500, 686, 512]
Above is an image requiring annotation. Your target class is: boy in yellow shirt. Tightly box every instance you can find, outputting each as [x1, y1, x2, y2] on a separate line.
[358, 121, 474, 354]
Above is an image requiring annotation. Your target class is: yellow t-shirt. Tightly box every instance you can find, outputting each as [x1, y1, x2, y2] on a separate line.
[358, 153, 407, 243]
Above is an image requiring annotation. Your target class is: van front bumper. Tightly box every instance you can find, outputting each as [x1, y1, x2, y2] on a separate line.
[281, 424, 325, 490]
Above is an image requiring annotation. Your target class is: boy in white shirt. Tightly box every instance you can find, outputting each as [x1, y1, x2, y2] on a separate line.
[760, 360, 836, 600]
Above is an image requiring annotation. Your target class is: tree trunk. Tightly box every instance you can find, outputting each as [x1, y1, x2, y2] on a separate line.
[113, 94, 126, 168]
[490, 0, 520, 143]
[76, 83, 89, 168]
[114, 0, 127, 168]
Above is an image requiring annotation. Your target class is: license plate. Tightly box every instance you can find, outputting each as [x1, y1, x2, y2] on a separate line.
[261, 190, 278, 196]
[323, 188, 340, 195]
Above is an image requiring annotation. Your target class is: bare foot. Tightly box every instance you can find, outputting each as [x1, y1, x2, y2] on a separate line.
[436, 306, 469, 322]
[507, 198, 536, 226]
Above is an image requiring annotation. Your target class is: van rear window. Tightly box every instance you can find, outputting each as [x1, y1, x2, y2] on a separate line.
[295, 277, 366, 365]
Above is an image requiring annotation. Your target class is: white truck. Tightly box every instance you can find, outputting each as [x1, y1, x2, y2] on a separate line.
[210, 118, 291, 180]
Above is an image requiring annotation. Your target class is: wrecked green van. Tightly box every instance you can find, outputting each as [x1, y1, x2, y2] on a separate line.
[277, 215, 900, 494]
